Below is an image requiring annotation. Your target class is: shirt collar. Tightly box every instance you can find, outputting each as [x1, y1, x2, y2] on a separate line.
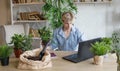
[59, 25, 75, 38]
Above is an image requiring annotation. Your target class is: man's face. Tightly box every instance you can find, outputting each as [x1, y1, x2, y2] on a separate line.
[62, 13, 72, 29]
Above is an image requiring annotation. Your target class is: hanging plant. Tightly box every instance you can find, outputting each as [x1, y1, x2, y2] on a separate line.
[42, 0, 77, 29]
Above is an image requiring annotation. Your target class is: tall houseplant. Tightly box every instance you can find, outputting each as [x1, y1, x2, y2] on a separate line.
[111, 30, 120, 71]
[42, 0, 77, 29]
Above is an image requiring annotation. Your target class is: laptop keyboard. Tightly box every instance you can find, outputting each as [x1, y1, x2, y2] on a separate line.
[63, 54, 81, 62]
[63, 54, 87, 63]
[66, 54, 78, 59]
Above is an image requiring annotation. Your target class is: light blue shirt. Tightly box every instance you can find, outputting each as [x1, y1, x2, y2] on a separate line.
[49, 25, 82, 51]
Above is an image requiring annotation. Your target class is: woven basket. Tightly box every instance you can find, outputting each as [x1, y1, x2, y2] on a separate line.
[17, 48, 52, 69]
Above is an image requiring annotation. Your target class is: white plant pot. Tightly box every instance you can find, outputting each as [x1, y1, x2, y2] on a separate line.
[94, 55, 104, 65]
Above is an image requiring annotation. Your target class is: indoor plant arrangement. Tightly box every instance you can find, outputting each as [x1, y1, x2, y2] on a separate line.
[38, 27, 52, 60]
[111, 30, 120, 71]
[0, 44, 13, 66]
[42, 0, 77, 29]
[25, 27, 52, 61]
[90, 37, 111, 65]
[10, 34, 32, 58]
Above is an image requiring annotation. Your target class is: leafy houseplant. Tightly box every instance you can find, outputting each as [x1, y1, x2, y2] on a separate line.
[38, 27, 52, 46]
[10, 34, 24, 58]
[10, 34, 32, 58]
[10, 34, 25, 50]
[42, 0, 77, 29]
[90, 38, 111, 65]
[111, 30, 120, 71]
[90, 41, 111, 56]
[0, 44, 13, 66]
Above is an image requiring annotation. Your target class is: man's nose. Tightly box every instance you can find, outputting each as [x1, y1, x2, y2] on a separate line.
[64, 20, 69, 23]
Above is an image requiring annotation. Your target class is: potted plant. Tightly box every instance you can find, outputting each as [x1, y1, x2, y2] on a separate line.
[10, 34, 33, 58]
[25, 27, 52, 61]
[0, 44, 13, 66]
[38, 27, 52, 46]
[42, 0, 77, 29]
[10, 34, 24, 58]
[111, 30, 120, 71]
[90, 37, 111, 65]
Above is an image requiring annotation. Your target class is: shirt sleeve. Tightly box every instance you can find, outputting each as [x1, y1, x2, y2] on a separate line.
[49, 30, 59, 50]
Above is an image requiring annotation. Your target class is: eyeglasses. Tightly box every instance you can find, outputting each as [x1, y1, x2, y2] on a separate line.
[62, 19, 72, 22]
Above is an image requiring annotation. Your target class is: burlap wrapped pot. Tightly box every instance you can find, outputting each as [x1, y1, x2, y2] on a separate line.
[17, 48, 52, 69]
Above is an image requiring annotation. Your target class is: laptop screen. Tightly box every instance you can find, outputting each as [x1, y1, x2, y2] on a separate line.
[77, 38, 101, 58]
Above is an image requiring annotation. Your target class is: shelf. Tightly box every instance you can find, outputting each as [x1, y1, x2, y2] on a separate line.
[74, 1, 112, 4]
[12, 2, 44, 7]
[32, 37, 41, 40]
[13, 20, 47, 23]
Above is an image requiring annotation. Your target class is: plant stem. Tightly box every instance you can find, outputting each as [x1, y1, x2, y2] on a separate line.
[116, 53, 120, 71]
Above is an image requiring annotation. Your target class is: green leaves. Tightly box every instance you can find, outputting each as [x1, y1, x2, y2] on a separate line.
[42, 0, 77, 29]
[112, 30, 120, 55]
[10, 34, 32, 51]
[21, 35, 32, 51]
[0, 45, 13, 58]
[10, 34, 25, 49]
[38, 27, 52, 45]
[90, 38, 111, 56]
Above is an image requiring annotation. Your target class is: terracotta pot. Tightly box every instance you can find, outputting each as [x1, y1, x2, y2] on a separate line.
[14, 48, 23, 58]
[94, 55, 103, 65]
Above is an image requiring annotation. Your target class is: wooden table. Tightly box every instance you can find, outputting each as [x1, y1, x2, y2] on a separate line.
[0, 51, 117, 71]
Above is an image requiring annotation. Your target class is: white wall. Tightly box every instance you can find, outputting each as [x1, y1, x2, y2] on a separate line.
[74, 3, 114, 40]
[11, 1, 120, 41]
[112, 0, 120, 31]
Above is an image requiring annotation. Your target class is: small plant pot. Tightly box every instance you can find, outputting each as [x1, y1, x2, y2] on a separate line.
[93, 55, 103, 65]
[1, 57, 9, 66]
[14, 48, 23, 58]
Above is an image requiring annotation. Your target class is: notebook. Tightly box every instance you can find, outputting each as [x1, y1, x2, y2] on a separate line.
[63, 38, 101, 63]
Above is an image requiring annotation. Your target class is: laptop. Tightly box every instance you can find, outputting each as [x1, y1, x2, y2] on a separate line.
[63, 38, 101, 63]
